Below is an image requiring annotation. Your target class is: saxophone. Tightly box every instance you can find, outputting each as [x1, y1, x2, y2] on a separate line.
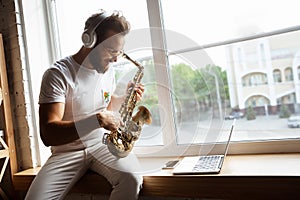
[102, 53, 152, 158]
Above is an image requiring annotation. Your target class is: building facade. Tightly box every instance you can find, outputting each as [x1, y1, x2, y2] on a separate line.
[225, 31, 300, 115]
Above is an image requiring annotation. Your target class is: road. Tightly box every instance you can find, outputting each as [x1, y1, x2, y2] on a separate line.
[138, 115, 300, 145]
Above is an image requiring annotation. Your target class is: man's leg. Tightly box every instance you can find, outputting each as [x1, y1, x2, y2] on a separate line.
[89, 145, 143, 200]
[25, 149, 89, 200]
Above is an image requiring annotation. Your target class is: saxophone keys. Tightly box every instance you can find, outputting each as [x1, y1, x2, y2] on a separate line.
[102, 133, 108, 144]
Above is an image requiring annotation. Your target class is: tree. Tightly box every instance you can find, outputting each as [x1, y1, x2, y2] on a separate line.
[279, 104, 291, 118]
[169, 63, 230, 113]
[246, 105, 256, 120]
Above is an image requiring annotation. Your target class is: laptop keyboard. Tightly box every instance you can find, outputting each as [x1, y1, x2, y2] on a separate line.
[192, 155, 223, 172]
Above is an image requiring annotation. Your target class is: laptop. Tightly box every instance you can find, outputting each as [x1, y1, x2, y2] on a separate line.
[172, 119, 235, 175]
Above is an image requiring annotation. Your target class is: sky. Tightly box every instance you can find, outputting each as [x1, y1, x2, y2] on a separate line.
[55, 0, 300, 68]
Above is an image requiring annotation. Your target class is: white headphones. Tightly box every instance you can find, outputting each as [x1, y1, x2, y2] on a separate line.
[81, 12, 109, 48]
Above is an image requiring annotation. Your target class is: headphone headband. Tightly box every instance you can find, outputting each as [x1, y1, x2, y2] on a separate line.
[82, 12, 109, 48]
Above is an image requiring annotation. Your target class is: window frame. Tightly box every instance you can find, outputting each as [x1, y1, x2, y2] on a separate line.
[136, 0, 300, 157]
[41, 0, 300, 160]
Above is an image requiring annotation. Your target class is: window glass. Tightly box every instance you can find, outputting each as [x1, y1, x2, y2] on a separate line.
[55, 0, 149, 57]
[161, 0, 300, 46]
[168, 30, 300, 144]
[161, 0, 300, 145]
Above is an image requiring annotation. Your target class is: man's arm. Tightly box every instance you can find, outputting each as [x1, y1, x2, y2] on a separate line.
[107, 95, 125, 111]
[39, 102, 120, 147]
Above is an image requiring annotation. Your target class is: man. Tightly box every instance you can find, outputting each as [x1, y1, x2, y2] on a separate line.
[25, 11, 144, 200]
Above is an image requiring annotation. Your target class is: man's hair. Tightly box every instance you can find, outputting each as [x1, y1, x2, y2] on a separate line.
[84, 11, 131, 46]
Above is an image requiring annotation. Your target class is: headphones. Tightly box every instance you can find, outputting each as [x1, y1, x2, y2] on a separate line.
[81, 11, 109, 48]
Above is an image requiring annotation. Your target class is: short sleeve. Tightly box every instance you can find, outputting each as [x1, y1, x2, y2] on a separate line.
[39, 68, 68, 104]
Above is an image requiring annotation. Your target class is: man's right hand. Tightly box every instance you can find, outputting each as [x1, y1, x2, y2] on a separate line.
[96, 111, 121, 131]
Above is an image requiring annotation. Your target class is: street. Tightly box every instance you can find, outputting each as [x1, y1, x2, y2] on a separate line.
[137, 115, 300, 145]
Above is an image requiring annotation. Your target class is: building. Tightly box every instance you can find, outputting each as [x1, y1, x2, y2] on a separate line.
[226, 30, 300, 115]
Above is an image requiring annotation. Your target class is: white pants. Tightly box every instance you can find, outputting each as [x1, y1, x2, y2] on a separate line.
[25, 144, 143, 200]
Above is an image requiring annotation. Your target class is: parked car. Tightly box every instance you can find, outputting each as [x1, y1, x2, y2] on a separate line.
[287, 116, 300, 128]
[225, 111, 244, 120]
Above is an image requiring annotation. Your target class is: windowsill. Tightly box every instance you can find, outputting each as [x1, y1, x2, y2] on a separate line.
[13, 153, 300, 199]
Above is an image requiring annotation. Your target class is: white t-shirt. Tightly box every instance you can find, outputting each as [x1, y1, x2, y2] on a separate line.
[39, 56, 116, 151]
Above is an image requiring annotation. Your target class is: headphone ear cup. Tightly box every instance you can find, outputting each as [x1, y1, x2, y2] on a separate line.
[82, 11, 108, 48]
[82, 31, 91, 48]
[82, 31, 97, 48]
[90, 32, 97, 48]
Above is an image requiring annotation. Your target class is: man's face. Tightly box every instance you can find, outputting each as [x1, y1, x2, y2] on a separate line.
[88, 31, 125, 73]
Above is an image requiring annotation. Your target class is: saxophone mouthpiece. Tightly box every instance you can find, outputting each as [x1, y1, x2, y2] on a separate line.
[122, 52, 129, 59]
[122, 53, 143, 70]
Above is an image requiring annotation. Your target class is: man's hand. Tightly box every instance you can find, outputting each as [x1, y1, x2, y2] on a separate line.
[127, 81, 145, 102]
[96, 111, 121, 131]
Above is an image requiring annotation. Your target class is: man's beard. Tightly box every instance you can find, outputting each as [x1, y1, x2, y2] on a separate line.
[88, 54, 109, 73]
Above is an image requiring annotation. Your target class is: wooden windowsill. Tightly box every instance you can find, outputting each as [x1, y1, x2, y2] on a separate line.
[13, 153, 300, 199]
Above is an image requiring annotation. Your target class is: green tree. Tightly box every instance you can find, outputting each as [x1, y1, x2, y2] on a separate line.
[171, 63, 196, 98]
[202, 64, 229, 103]
[169, 63, 230, 113]
[279, 104, 291, 118]
[246, 105, 256, 120]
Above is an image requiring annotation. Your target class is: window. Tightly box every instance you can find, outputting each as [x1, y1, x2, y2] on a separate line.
[273, 69, 282, 83]
[159, 0, 300, 154]
[284, 67, 294, 81]
[27, 0, 300, 164]
[242, 73, 268, 86]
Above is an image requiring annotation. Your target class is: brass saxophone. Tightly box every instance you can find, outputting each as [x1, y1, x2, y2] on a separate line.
[102, 53, 152, 158]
